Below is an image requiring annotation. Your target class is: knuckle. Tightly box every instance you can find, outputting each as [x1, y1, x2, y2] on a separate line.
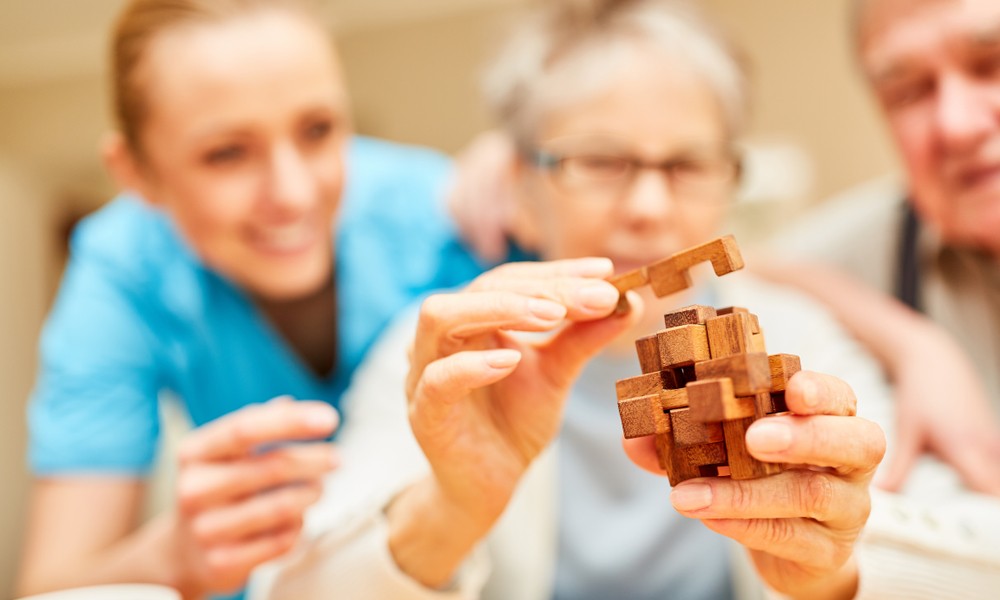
[190, 515, 217, 545]
[176, 479, 205, 515]
[802, 472, 836, 520]
[762, 516, 797, 546]
[418, 295, 448, 330]
[728, 481, 754, 513]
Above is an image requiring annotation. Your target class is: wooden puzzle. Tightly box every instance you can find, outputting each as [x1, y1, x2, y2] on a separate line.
[611, 236, 801, 485]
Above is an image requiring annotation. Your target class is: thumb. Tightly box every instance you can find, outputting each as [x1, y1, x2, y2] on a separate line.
[875, 420, 923, 492]
[539, 291, 643, 389]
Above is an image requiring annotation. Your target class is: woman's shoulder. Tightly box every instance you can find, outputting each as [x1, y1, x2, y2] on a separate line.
[71, 194, 193, 271]
[342, 136, 453, 221]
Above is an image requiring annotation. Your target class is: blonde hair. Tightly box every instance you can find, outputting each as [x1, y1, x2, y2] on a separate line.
[482, 0, 748, 145]
[110, 0, 320, 151]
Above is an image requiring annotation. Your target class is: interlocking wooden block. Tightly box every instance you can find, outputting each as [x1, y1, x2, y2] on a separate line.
[723, 417, 782, 480]
[768, 354, 802, 392]
[646, 236, 745, 297]
[705, 312, 756, 358]
[750, 391, 773, 419]
[615, 370, 679, 400]
[656, 325, 710, 369]
[694, 352, 771, 396]
[635, 334, 663, 374]
[663, 305, 718, 329]
[676, 442, 728, 482]
[658, 388, 689, 411]
[609, 268, 650, 314]
[619, 395, 670, 438]
[751, 332, 767, 353]
[686, 378, 755, 422]
[670, 408, 725, 446]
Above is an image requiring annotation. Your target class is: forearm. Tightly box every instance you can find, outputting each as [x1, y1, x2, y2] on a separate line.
[17, 511, 184, 597]
[753, 261, 942, 376]
[386, 477, 497, 589]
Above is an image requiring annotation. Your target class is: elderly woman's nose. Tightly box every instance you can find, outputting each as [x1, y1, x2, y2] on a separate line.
[621, 169, 675, 220]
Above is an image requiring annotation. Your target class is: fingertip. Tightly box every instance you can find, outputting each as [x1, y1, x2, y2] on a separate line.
[302, 404, 339, 434]
[572, 257, 615, 277]
[484, 348, 522, 370]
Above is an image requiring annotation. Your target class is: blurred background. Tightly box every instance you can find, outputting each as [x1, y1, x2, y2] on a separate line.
[0, 0, 897, 594]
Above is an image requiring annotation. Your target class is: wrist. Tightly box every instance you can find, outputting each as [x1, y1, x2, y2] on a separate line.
[387, 477, 497, 588]
[786, 555, 859, 600]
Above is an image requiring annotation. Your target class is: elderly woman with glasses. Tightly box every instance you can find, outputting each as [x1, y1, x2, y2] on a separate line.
[253, 2, 889, 599]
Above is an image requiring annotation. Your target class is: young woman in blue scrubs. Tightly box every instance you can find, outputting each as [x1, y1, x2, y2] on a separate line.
[17, 1, 484, 597]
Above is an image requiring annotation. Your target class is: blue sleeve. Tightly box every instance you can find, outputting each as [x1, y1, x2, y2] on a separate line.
[28, 217, 164, 477]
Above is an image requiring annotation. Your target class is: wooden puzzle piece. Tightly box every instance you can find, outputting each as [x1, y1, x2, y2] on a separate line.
[635, 334, 663, 374]
[723, 417, 782, 480]
[647, 236, 745, 298]
[768, 354, 802, 392]
[694, 352, 771, 396]
[656, 325, 711, 369]
[615, 370, 679, 400]
[619, 395, 670, 438]
[663, 305, 718, 329]
[669, 408, 725, 446]
[608, 236, 744, 313]
[686, 378, 755, 422]
[657, 434, 728, 486]
[705, 311, 757, 358]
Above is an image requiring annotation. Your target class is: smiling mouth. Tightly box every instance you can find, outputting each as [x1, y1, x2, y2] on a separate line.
[959, 164, 1000, 190]
[249, 221, 319, 255]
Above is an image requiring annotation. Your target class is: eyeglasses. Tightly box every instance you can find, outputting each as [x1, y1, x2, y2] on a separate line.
[527, 145, 741, 202]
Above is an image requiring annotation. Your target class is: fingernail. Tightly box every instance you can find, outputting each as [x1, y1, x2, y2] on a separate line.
[306, 407, 338, 431]
[570, 257, 614, 276]
[671, 483, 713, 511]
[746, 420, 792, 453]
[577, 283, 620, 311]
[529, 298, 567, 321]
[485, 349, 522, 369]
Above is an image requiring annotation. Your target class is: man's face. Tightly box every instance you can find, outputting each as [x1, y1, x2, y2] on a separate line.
[861, 0, 1000, 255]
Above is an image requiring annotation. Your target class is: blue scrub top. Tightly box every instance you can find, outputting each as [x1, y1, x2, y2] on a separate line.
[28, 136, 487, 476]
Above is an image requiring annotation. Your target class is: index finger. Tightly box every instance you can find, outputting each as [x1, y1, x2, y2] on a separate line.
[179, 397, 339, 463]
[785, 371, 857, 416]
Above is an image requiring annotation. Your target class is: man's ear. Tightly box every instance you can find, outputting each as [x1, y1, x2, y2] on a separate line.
[101, 132, 156, 204]
[508, 158, 544, 254]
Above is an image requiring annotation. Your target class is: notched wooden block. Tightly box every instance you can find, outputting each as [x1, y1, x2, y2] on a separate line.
[705, 312, 756, 358]
[768, 354, 802, 392]
[656, 325, 710, 369]
[615, 370, 678, 401]
[609, 268, 650, 315]
[694, 352, 771, 396]
[619, 395, 670, 438]
[635, 334, 663, 374]
[686, 378, 755, 422]
[659, 388, 689, 411]
[669, 408, 725, 447]
[722, 416, 783, 480]
[663, 305, 718, 329]
[609, 267, 649, 294]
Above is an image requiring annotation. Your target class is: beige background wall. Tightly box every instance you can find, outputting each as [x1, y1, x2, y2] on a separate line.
[0, 0, 897, 594]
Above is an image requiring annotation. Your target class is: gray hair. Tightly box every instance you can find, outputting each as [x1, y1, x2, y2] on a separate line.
[481, 0, 748, 146]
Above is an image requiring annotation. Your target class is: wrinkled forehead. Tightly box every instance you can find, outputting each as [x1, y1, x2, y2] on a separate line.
[858, 0, 1000, 78]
